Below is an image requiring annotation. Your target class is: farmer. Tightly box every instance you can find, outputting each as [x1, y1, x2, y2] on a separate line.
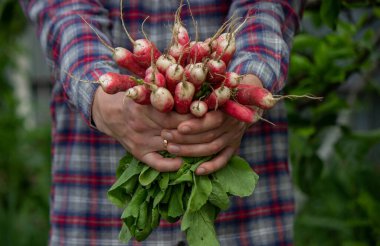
[21, 0, 304, 245]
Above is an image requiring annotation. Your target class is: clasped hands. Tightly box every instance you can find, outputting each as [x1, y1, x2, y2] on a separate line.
[92, 74, 262, 175]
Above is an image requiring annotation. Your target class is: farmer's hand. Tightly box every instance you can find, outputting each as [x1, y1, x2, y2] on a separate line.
[162, 74, 264, 175]
[92, 87, 192, 172]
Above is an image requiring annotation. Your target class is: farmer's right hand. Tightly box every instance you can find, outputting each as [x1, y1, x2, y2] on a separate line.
[91, 87, 192, 172]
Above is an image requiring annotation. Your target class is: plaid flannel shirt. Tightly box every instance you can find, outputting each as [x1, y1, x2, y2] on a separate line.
[21, 0, 303, 245]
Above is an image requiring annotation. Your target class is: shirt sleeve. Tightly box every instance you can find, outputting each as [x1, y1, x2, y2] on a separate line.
[227, 0, 305, 93]
[20, 0, 119, 126]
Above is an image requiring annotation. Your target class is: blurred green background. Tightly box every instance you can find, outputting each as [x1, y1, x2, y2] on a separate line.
[0, 0, 379, 245]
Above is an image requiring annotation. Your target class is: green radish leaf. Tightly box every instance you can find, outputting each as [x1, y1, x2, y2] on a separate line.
[118, 222, 132, 243]
[134, 202, 153, 242]
[159, 203, 180, 223]
[151, 206, 161, 229]
[170, 170, 193, 185]
[187, 173, 212, 212]
[136, 201, 148, 230]
[153, 189, 166, 207]
[116, 153, 134, 178]
[123, 175, 139, 195]
[190, 156, 213, 172]
[182, 202, 219, 246]
[121, 187, 147, 222]
[214, 155, 259, 197]
[208, 178, 230, 210]
[170, 161, 192, 181]
[161, 185, 173, 204]
[168, 183, 185, 218]
[108, 157, 143, 207]
[158, 172, 170, 190]
[139, 165, 160, 186]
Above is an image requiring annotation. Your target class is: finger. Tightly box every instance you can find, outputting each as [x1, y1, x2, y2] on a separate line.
[161, 127, 226, 145]
[140, 152, 183, 172]
[167, 128, 242, 157]
[195, 146, 236, 175]
[177, 110, 228, 135]
[147, 107, 194, 129]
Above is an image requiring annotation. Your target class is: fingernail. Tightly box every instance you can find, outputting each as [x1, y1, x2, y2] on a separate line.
[196, 167, 206, 175]
[167, 144, 180, 154]
[161, 131, 173, 141]
[180, 125, 191, 133]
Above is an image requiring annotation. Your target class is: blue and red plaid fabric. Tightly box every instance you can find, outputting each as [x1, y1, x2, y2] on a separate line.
[21, 0, 303, 245]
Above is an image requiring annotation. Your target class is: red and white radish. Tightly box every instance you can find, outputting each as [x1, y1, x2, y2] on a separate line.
[215, 17, 249, 65]
[65, 71, 137, 95]
[223, 72, 243, 88]
[204, 86, 231, 110]
[150, 85, 175, 113]
[190, 100, 208, 118]
[189, 41, 211, 63]
[120, 0, 161, 68]
[166, 63, 185, 94]
[171, 3, 190, 46]
[125, 85, 151, 105]
[168, 43, 189, 66]
[79, 16, 146, 78]
[144, 70, 166, 88]
[206, 59, 226, 83]
[221, 100, 260, 124]
[156, 54, 176, 74]
[174, 80, 195, 114]
[235, 84, 322, 110]
[188, 63, 208, 90]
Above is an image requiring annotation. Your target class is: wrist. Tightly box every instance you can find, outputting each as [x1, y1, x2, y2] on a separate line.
[91, 87, 104, 130]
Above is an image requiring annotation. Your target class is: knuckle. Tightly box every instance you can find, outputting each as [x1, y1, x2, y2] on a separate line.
[205, 131, 217, 142]
[210, 140, 223, 153]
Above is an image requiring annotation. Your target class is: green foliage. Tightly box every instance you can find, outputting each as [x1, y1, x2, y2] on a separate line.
[110, 154, 258, 245]
[0, 1, 51, 246]
[287, 2, 380, 245]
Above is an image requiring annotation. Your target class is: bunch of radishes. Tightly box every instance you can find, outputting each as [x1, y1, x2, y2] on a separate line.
[77, 1, 321, 128]
[77, 1, 300, 126]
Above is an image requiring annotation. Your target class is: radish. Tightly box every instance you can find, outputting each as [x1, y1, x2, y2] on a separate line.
[174, 80, 195, 114]
[215, 17, 249, 65]
[171, 2, 190, 47]
[235, 84, 322, 110]
[167, 2, 190, 66]
[184, 63, 194, 80]
[144, 70, 166, 88]
[173, 22, 190, 47]
[165, 63, 184, 94]
[79, 16, 146, 78]
[204, 37, 217, 52]
[149, 85, 174, 113]
[168, 43, 189, 66]
[223, 72, 243, 88]
[221, 100, 260, 124]
[188, 63, 208, 90]
[188, 41, 211, 63]
[144, 42, 167, 88]
[204, 86, 231, 110]
[190, 100, 208, 118]
[65, 71, 137, 95]
[206, 59, 226, 83]
[125, 85, 151, 105]
[156, 54, 176, 74]
[113, 47, 146, 78]
[120, 0, 161, 68]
